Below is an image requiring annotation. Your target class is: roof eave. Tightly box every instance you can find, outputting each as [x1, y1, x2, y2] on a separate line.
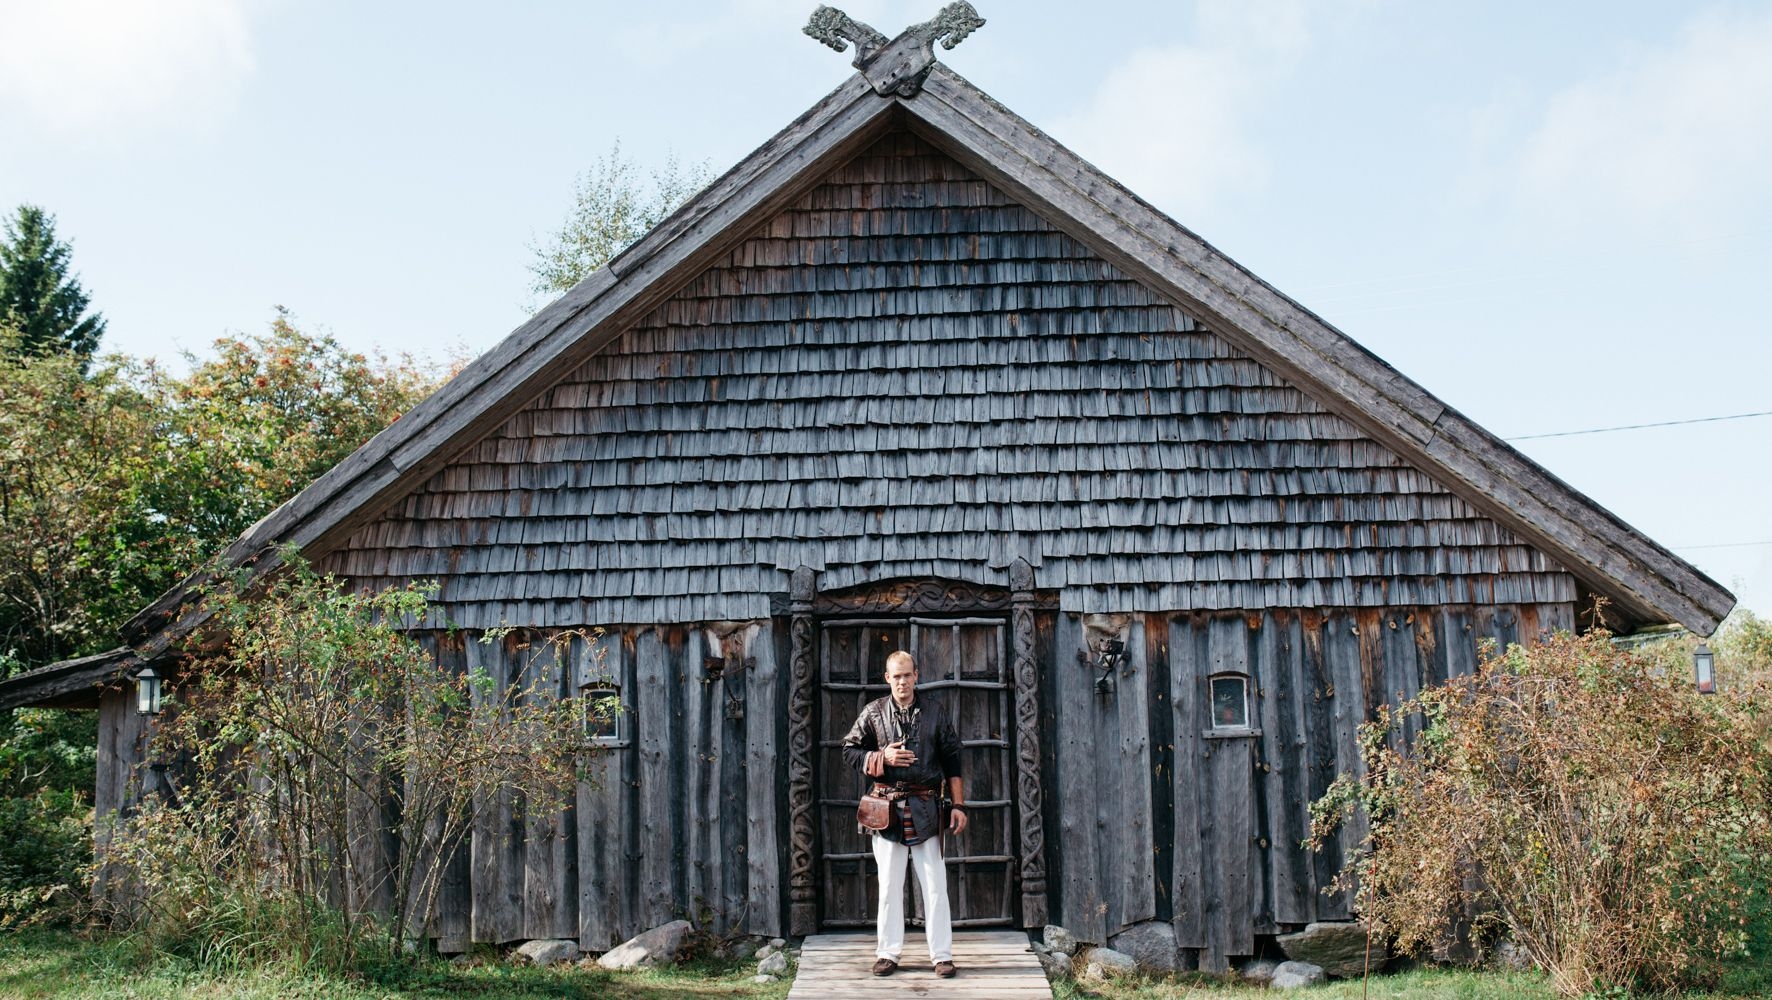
[0, 647, 139, 710]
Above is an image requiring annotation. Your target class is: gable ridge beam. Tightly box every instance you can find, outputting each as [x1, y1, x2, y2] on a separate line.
[905, 65, 1730, 634]
[124, 73, 898, 654]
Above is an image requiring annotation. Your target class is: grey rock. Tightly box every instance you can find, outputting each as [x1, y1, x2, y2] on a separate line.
[515, 939, 580, 967]
[1241, 957, 1279, 983]
[1276, 921, 1382, 978]
[1082, 946, 1138, 981]
[770, 937, 787, 949]
[751, 974, 778, 984]
[1492, 939, 1532, 971]
[598, 919, 694, 970]
[731, 938, 763, 960]
[1037, 949, 1072, 980]
[1108, 921, 1180, 972]
[1043, 924, 1081, 956]
[758, 950, 790, 977]
[1269, 961, 1327, 989]
[755, 943, 778, 962]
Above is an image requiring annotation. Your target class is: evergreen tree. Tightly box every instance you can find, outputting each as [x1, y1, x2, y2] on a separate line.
[0, 205, 106, 359]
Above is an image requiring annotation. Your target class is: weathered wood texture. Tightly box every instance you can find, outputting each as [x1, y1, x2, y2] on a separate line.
[567, 620, 786, 949]
[1040, 602, 1570, 963]
[91, 686, 150, 907]
[317, 131, 1576, 629]
[293, 622, 792, 951]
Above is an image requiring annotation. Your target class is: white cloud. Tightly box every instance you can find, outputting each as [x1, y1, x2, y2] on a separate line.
[1047, 0, 1316, 218]
[0, 0, 254, 135]
[1513, 7, 1772, 235]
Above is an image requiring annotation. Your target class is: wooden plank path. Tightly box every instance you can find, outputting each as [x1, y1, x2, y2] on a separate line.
[788, 930, 1053, 999]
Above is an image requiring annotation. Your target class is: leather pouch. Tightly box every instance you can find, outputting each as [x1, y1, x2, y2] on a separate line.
[857, 792, 893, 830]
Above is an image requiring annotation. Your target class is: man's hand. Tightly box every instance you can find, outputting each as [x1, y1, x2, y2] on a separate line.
[882, 739, 918, 767]
[947, 805, 968, 835]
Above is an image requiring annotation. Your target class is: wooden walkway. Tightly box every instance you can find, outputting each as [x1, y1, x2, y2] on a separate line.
[788, 930, 1053, 999]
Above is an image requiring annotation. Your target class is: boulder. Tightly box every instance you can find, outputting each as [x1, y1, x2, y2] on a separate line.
[1082, 946, 1138, 981]
[757, 950, 790, 977]
[751, 974, 778, 984]
[1269, 960, 1326, 989]
[1492, 939, 1532, 971]
[1037, 950, 1072, 980]
[1276, 921, 1382, 978]
[1108, 921, 1180, 972]
[1240, 957, 1279, 983]
[730, 937, 763, 960]
[514, 939, 580, 966]
[1043, 924, 1081, 956]
[598, 919, 694, 970]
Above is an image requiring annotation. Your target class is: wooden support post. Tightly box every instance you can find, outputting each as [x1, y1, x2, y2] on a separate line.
[787, 567, 819, 936]
[1009, 558, 1049, 928]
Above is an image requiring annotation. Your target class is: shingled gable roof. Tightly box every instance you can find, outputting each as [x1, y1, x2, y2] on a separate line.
[99, 62, 1733, 666]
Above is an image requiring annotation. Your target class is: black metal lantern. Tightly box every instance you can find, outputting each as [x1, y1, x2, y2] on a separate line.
[135, 665, 163, 716]
[1095, 639, 1124, 696]
[1693, 642, 1716, 695]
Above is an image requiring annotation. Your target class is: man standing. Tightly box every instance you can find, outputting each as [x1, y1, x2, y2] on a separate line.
[841, 650, 968, 978]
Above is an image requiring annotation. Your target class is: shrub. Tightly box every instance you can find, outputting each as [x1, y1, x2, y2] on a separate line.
[104, 553, 595, 972]
[0, 788, 90, 926]
[1311, 628, 1772, 997]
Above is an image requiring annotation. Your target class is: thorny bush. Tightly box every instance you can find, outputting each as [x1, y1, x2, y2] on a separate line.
[1310, 628, 1772, 998]
[103, 553, 606, 971]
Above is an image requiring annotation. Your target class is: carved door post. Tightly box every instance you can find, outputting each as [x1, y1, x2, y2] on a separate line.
[1010, 557, 1049, 927]
[787, 567, 819, 935]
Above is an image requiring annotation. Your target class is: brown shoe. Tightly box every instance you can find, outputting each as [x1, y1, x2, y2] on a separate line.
[871, 958, 898, 976]
[934, 961, 957, 978]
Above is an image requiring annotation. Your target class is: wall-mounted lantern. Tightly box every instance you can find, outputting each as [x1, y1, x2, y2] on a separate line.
[1694, 642, 1716, 695]
[1093, 639, 1125, 696]
[135, 665, 163, 716]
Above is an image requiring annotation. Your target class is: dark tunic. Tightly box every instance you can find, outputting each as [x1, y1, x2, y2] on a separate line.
[840, 693, 963, 844]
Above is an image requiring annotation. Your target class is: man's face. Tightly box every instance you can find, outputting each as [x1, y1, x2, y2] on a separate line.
[885, 658, 918, 704]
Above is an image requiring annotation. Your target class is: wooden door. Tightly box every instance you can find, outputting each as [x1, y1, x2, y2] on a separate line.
[814, 615, 1016, 928]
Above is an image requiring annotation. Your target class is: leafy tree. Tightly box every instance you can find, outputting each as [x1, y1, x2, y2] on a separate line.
[0, 206, 105, 360]
[0, 341, 157, 671]
[0, 311, 441, 676]
[529, 141, 711, 295]
[1312, 629, 1772, 996]
[136, 308, 441, 555]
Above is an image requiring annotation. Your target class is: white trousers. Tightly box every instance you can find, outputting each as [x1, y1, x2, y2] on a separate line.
[871, 831, 952, 963]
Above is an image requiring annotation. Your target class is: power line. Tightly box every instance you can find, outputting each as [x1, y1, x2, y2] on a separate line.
[1507, 410, 1772, 441]
[1671, 540, 1772, 551]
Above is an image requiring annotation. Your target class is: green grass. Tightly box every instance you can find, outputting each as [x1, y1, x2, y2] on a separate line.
[0, 929, 793, 1000]
[6, 929, 1770, 1000]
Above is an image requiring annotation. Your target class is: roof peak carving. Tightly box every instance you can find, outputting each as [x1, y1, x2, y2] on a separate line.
[803, 3, 985, 97]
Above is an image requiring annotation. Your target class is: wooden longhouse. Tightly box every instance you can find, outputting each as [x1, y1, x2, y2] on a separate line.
[0, 7, 1734, 972]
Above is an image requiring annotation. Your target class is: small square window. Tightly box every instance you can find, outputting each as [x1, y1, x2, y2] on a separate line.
[1210, 674, 1249, 730]
[580, 683, 626, 747]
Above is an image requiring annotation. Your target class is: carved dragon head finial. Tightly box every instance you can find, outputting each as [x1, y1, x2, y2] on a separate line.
[921, 1, 986, 50]
[803, 3, 987, 97]
[803, 5, 889, 62]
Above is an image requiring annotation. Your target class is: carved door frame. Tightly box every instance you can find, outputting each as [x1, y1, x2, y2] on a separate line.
[785, 563, 1051, 934]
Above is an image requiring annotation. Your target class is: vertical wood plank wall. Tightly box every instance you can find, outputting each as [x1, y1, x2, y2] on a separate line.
[1046, 601, 1573, 969]
[89, 600, 1568, 954]
[406, 621, 787, 950]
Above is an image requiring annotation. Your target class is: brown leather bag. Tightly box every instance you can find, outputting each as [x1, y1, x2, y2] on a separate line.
[857, 791, 893, 830]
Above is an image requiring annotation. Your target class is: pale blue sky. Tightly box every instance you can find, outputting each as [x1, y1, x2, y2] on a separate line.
[2, 0, 1768, 623]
